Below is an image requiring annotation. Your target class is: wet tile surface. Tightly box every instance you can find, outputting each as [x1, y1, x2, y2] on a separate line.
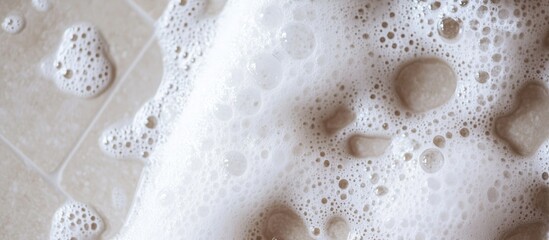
[0, 0, 154, 172]
[0, 143, 65, 240]
[0, 0, 165, 238]
[132, 0, 168, 20]
[60, 42, 163, 238]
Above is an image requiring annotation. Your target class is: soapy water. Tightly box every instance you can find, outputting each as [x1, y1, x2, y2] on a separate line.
[37, 0, 549, 239]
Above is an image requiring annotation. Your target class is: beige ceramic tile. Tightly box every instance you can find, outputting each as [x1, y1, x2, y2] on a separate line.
[0, 0, 154, 172]
[132, 0, 169, 20]
[61, 41, 163, 238]
[0, 143, 65, 239]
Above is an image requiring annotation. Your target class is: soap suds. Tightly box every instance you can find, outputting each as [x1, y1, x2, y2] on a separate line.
[45, 23, 115, 98]
[78, 0, 549, 239]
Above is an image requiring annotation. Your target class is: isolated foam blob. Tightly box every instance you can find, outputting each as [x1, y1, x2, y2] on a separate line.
[50, 200, 104, 240]
[2, 14, 25, 34]
[49, 23, 114, 98]
[31, 0, 51, 12]
[100, 100, 163, 160]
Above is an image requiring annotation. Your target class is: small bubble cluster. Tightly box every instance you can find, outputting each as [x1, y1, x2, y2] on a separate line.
[100, 101, 163, 160]
[2, 14, 25, 34]
[47, 23, 114, 98]
[49, 200, 104, 240]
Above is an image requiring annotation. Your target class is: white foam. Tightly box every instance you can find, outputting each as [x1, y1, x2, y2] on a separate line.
[50, 200, 105, 240]
[98, 0, 218, 161]
[46, 23, 114, 98]
[279, 22, 316, 59]
[2, 14, 25, 34]
[86, 0, 549, 239]
[32, 0, 51, 12]
[100, 100, 163, 160]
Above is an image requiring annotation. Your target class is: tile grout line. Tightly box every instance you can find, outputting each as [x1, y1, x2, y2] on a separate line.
[51, 35, 156, 185]
[124, 0, 156, 26]
[0, 132, 72, 200]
